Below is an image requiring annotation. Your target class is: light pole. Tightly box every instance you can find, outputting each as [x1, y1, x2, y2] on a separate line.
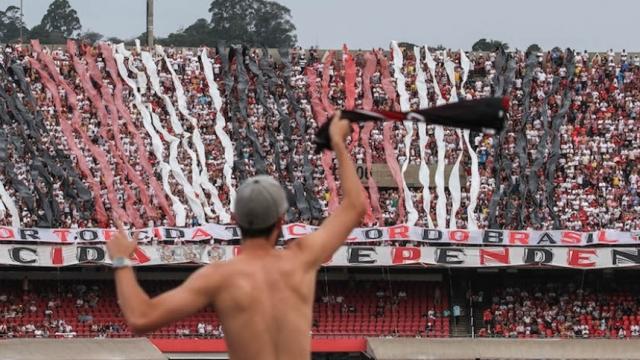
[146, 0, 154, 47]
[19, 0, 23, 43]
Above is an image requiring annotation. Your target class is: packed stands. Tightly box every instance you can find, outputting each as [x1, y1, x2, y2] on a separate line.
[0, 42, 637, 231]
[469, 270, 640, 339]
[0, 278, 448, 339]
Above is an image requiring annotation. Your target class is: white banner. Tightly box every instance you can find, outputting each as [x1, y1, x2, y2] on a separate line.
[3, 244, 640, 269]
[0, 225, 639, 247]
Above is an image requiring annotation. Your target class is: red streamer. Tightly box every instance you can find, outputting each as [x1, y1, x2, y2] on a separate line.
[99, 43, 175, 226]
[65, 40, 132, 225]
[376, 50, 406, 223]
[343, 44, 360, 152]
[361, 52, 383, 225]
[29, 41, 109, 226]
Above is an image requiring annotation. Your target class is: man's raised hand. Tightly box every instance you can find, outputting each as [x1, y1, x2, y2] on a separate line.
[329, 110, 352, 148]
[106, 220, 138, 259]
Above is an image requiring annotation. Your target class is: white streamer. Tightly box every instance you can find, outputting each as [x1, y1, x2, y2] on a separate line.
[464, 130, 480, 229]
[201, 49, 236, 217]
[444, 53, 463, 229]
[114, 49, 187, 226]
[424, 46, 447, 228]
[391, 41, 418, 225]
[460, 50, 471, 95]
[140, 50, 184, 134]
[160, 50, 227, 221]
[140, 48, 207, 224]
[413, 46, 433, 228]
[0, 179, 20, 227]
[459, 49, 480, 229]
[142, 46, 207, 225]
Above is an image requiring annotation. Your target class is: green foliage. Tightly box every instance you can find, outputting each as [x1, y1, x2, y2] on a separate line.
[79, 30, 103, 44]
[526, 43, 542, 53]
[30, 0, 81, 44]
[397, 42, 417, 49]
[208, 0, 296, 47]
[0, 5, 29, 42]
[163, 18, 213, 47]
[472, 38, 509, 52]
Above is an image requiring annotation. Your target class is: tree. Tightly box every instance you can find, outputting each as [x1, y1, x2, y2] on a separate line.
[0, 5, 29, 42]
[164, 18, 213, 46]
[526, 44, 541, 54]
[106, 36, 124, 44]
[472, 38, 509, 52]
[209, 0, 297, 47]
[31, 0, 81, 43]
[79, 30, 103, 44]
[397, 42, 417, 49]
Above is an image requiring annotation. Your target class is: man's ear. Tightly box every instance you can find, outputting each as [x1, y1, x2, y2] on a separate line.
[270, 217, 285, 243]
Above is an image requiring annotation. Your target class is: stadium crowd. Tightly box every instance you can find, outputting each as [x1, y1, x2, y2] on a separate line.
[0, 42, 638, 232]
[476, 282, 640, 339]
[0, 279, 446, 339]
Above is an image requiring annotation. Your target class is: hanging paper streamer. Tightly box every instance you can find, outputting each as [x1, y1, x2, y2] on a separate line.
[67, 41, 136, 226]
[201, 49, 234, 222]
[443, 52, 463, 229]
[160, 47, 226, 221]
[343, 44, 360, 151]
[0, 177, 20, 227]
[113, 46, 183, 226]
[361, 52, 383, 225]
[140, 49, 206, 224]
[458, 49, 480, 229]
[391, 41, 418, 225]
[30, 40, 109, 227]
[424, 46, 447, 228]
[76, 42, 153, 227]
[305, 56, 338, 213]
[413, 46, 434, 228]
[375, 49, 405, 223]
[100, 43, 175, 226]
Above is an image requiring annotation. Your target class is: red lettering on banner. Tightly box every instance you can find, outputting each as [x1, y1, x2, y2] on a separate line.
[233, 246, 242, 257]
[52, 229, 71, 242]
[388, 225, 409, 240]
[153, 228, 162, 240]
[561, 231, 582, 245]
[508, 231, 529, 245]
[567, 249, 597, 268]
[598, 231, 618, 244]
[480, 248, 510, 265]
[392, 247, 421, 264]
[0, 227, 15, 240]
[51, 247, 63, 265]
[287, 224, 308, 237]
[449, 230, 470, 243]
[131, 247, 151, 264]
[102, 229, 117, 241]
[191, 228, 212, 240]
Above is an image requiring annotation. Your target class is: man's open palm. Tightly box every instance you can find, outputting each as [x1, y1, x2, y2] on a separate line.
[106, 221, 138, 259]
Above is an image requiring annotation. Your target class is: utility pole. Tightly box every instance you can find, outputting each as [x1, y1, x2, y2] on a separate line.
[19, 0, 23, 43]
[146, 0, 154, 47]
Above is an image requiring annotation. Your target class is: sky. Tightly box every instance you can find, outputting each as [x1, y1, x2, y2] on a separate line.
[3, 0, 637, 51]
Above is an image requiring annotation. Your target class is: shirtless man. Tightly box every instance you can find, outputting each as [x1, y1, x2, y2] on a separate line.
[107, 112, 365, 360]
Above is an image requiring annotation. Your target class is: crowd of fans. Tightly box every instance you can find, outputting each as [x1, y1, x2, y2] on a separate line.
[0, 42, 638, 231]
[476, 282, 640, 339]
[0, 279, 445, 339]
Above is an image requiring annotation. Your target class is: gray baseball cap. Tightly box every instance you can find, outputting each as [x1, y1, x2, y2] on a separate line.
[233, 175, 289, 229]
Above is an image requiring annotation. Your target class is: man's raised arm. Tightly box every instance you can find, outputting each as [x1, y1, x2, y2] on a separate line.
[292, 112, 366, 267]
[107, 222, 214, 334]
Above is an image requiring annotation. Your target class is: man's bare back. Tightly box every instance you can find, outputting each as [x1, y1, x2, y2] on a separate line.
[107, 113, 365, 359]
[205, 247, 317, 360]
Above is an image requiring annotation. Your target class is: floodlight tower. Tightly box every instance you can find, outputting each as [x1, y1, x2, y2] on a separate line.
[147, 0, 154, 47]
